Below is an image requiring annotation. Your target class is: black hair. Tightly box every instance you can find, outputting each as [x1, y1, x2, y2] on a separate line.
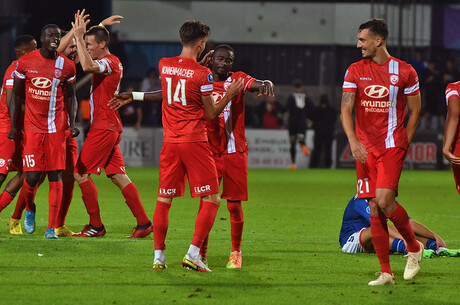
[41, 24, 60, 36]
[14, 35, 35, 49]
[214, 44, 234, 54]
[358, 19, 388, 41]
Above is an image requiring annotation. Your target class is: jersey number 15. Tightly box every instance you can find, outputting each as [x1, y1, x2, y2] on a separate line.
[165, 77, 187, 106]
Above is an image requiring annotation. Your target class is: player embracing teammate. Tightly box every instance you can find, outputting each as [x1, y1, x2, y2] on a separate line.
[340, 19, 423, 285]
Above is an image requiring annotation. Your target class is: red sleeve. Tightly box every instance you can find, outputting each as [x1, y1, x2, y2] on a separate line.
[14, 58, 26, 79]
[403, 65, 420, 96]
[65, 61, 77, 83]
[446, 83, 460, 106]
[342, 65, 357, 92]
[238, 71, 256, 91]
[199, 67, 213, 96]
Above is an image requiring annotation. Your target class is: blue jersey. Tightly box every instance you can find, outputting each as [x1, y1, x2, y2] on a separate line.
[339, 195, 371, 247]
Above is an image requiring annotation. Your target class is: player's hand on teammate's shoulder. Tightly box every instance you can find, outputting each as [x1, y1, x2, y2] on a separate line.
[108, 92, 133, 110]
[199, 50, 214, 67]
[226, 78, 244, 99]
[101, 15, 124, 27]
[258, 80, 274, 97]
[70, 126, 80, 138]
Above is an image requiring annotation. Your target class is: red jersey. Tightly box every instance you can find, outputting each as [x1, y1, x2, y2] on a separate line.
[15, 50, 76, 133]
[89, 54, 123, 132]
[207, 71, 255, 155]
[445, 81, 460, 151]
[0, 60, 17, 133]
[159, 56, 213, 143]
[343, 56, 419, 152]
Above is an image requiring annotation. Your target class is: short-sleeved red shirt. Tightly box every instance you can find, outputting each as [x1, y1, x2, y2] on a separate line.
[0, 60, 17, 133]
[207, 71, 255, 155]
[343, 57, 419, 152]
[159, 56, 213, 143]
[15, 49, 76, 133]
[89, 54, 123, 132]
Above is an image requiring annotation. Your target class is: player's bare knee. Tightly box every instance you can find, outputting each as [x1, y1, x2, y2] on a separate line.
[203, 193, 220, 206]
[110, 173, 131, 189]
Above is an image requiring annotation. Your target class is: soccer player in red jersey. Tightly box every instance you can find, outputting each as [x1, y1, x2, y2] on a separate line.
[0, 35, 37, 234]
[443, 82, 460, 195]
[71, 13, 152, 238]
[153, 21, 243, 272]
[199, 44, 274, 268]
[9, 24, 79, 239]
[340, 19, 423, 285]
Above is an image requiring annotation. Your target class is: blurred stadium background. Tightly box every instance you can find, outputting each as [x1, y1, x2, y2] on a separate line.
[1, 0, 460, 170]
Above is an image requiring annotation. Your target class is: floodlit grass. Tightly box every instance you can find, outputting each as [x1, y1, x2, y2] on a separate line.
[0, 168, 459, 304]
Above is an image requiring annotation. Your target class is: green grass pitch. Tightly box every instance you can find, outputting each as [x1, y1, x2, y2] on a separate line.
[0, 168, 459, 304]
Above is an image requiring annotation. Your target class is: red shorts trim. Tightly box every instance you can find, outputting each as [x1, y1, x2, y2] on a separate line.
[219, 152, 248, 201]
[0, 132, 23, 174]
[75, 129, 126, 176]
[23, 131, 66, 172]
[158, 142, 219, 198]
[356, 147, 406, 198]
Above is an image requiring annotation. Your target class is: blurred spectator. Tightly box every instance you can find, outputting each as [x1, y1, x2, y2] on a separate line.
[79, 98, 91, 139]
[137, 67, 162, 128]
[255, 95, 285, 129]
[421, 60, 443, 130]
[442, 59, 459, 88]
[310, 94, 337, 168]
[409, 49, 428, 83]
[285, 81, 315, 169]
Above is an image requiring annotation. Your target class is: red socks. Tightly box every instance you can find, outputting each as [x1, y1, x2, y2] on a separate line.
[153, 200, 171, 250]
[227, 200, 244, 252]
[191, 201, 219, 248]
[11, 188, 27, 219]
[0, 190, 14, 211]
[370, 209, 392, 274]
[79, 180, 102, 228]
[388, 203, 420, 253]
[22, 179, 38, 214]
[198, 198, 209, 257]
[48, 181, 62, 230]
[122, 182, 150, 226]
[55, 181, 74, 227]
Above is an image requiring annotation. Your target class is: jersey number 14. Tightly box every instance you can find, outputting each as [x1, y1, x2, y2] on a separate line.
[165, 77, 187, 106]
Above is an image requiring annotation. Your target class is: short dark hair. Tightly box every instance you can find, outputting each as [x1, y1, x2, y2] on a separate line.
[85, 25, 110, 46]
[214, 44, 234, 54]
[14, 35, 35, 49]
[41, 24, 60, 36]
[179, 20, 210, 46]
[359, 19, 388, 41]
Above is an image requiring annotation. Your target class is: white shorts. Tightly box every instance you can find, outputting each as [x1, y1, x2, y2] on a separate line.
[341, 228, 366, 254]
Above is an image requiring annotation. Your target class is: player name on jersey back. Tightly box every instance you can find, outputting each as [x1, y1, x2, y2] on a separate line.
[161, 66, 195, 78]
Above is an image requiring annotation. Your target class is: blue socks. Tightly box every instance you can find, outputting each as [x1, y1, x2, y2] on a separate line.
[425, 239, 437, 251]
[392, 238, 407, 254]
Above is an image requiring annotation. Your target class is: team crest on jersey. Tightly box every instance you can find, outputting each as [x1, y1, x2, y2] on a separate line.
[212, 92, 223, 103]
[0, 159, 5, 167]
[207, 73, 213, 83]
[55, 69, 62, 78]
[390, 75, 399, 85]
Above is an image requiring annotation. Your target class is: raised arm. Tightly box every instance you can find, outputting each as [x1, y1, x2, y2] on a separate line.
[443, 95, 460, 165]
[202, 78, 244, 120]
[340, 91, 367, 163]
[72, 13, 100, 73]
[58, 9, 90, 54]
[405, 93, 421, 144]
[8, 78, 25, 140]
